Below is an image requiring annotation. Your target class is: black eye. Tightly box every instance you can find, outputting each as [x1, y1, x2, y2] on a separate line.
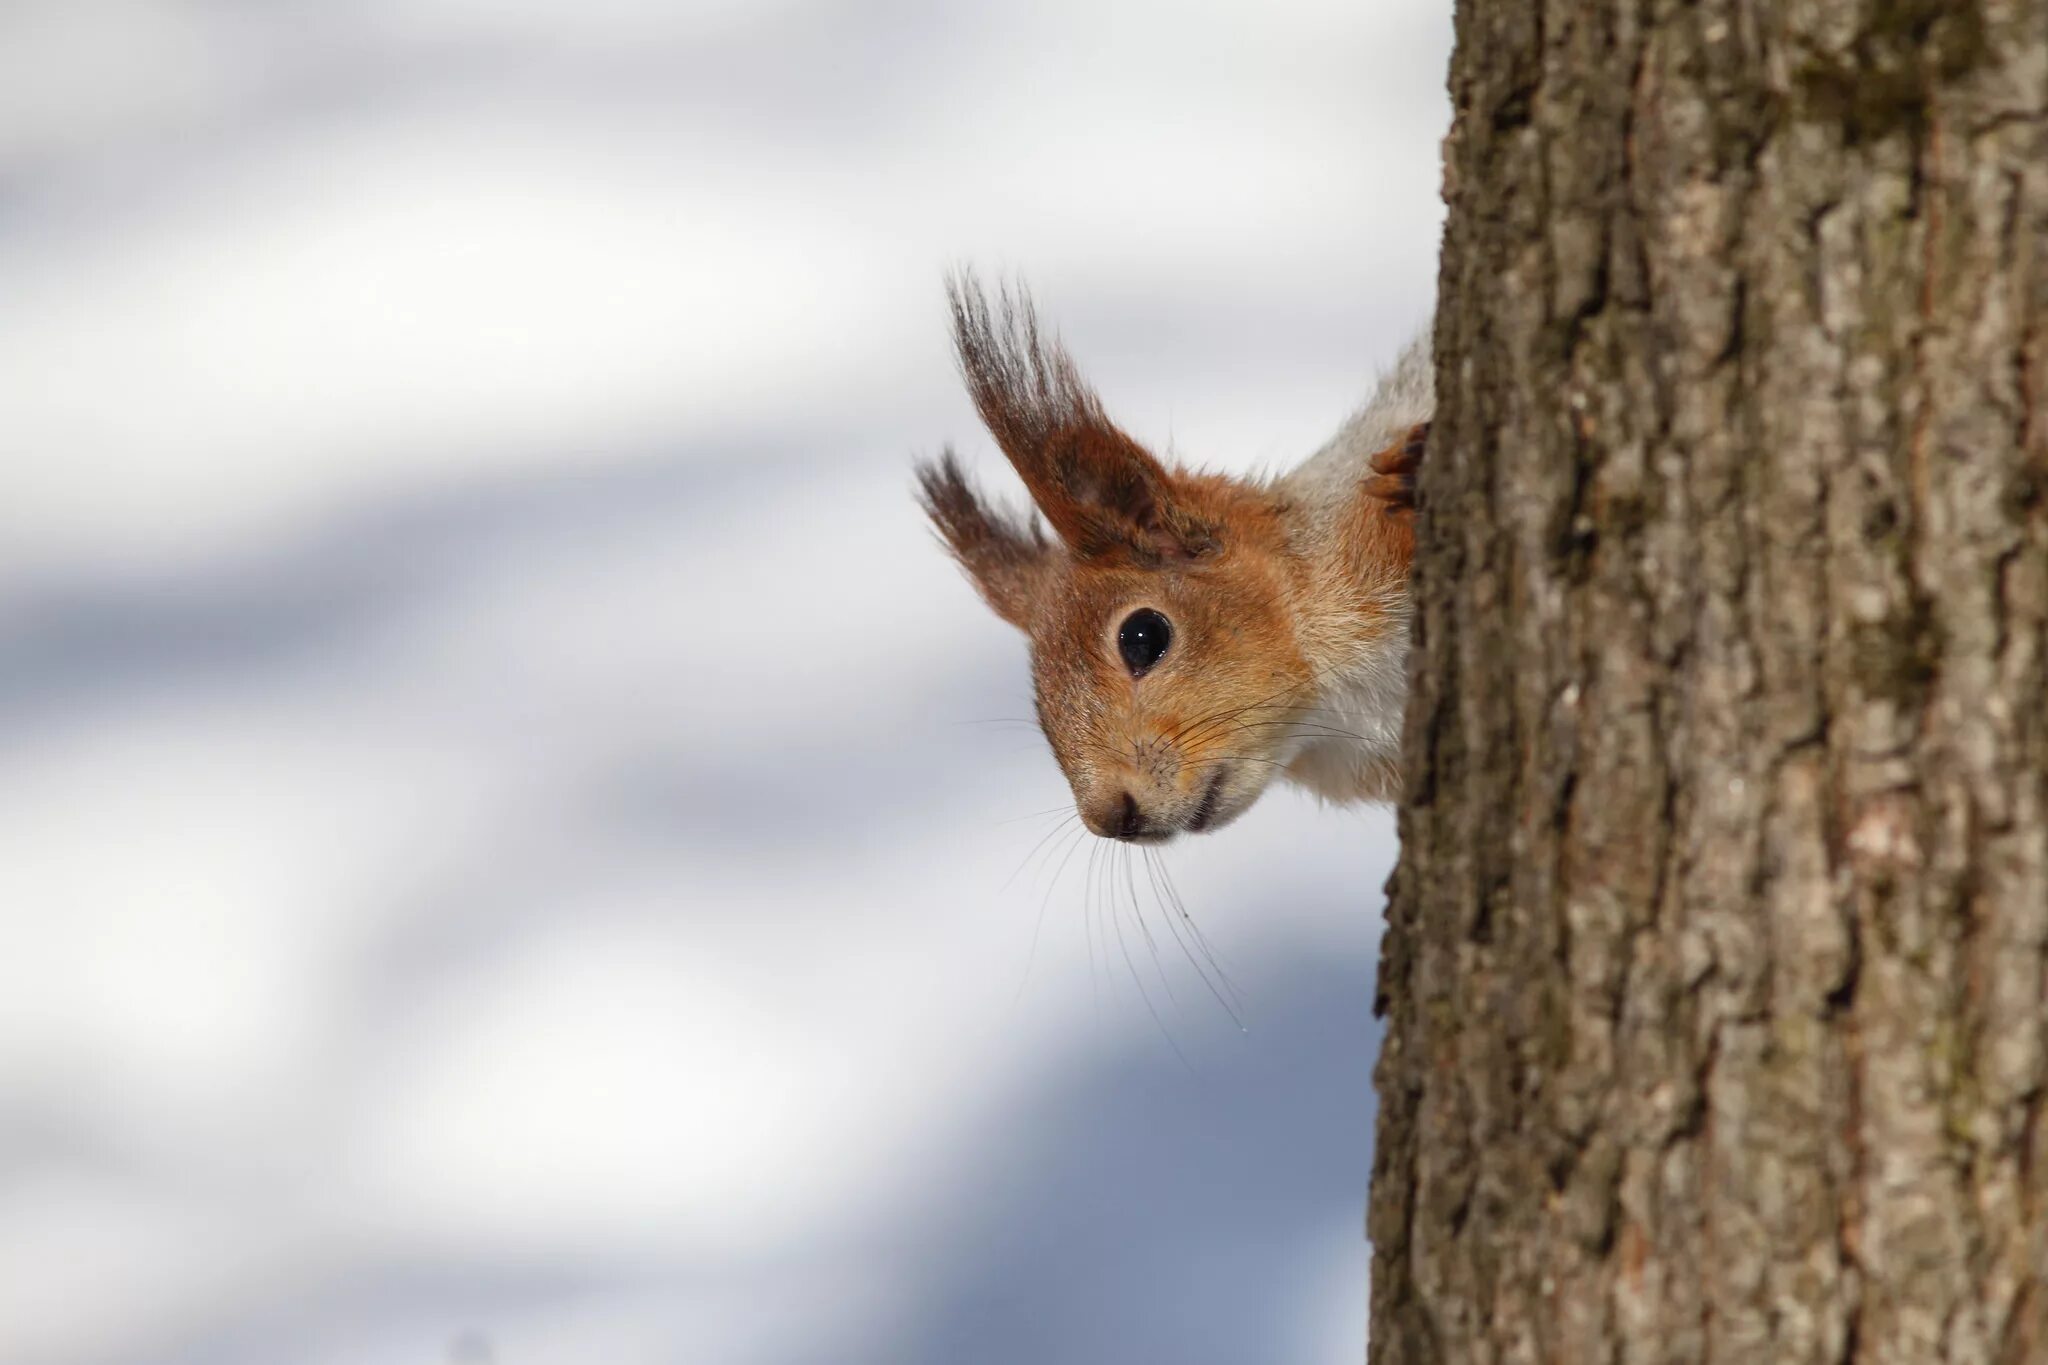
[1117, 608, 1173, 676]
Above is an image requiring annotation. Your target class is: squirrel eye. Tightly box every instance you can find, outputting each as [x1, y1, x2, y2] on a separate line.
[1117, 608, 1173, 677]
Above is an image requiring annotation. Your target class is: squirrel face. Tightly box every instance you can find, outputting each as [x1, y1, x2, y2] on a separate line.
[1020, 500, 1315, 841]
[918, 276, 1335, 840]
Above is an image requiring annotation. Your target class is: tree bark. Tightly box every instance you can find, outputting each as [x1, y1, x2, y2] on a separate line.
[1368, 2, 2048, 1362]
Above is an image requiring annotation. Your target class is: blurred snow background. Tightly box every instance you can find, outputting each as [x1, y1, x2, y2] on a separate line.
[0, 1, 1450, 1361]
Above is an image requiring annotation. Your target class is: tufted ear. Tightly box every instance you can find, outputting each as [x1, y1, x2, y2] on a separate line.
[947, 273, 1218, 565]
[915, 450, 1054, 630]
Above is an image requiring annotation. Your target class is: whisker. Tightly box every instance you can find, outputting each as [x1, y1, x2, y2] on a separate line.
[1163, 657, 1356, 752]
[1213, 720, 1379, 749]
[1212, 711, 1376, 739]
[1010, 820, 1091, 1008]
[1147, 850, 1248, 1025]
[1141, 847, 1249, 1031]
[1121, 845, 1191, 1025]
[1000, 811, 1082, 895]
[1171, 654, 1359, 740]
[996, 804, 1083, 827]
[1085, 839, 1107, 1027]
[1106, 845, 1194, 1071]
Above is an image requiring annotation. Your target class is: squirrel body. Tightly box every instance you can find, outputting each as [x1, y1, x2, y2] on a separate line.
[919, 276, 1430, 841]
[1264, 328, 1433, 807]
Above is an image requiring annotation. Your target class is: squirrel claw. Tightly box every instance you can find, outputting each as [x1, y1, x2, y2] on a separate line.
[1365, 421, 1428, 511]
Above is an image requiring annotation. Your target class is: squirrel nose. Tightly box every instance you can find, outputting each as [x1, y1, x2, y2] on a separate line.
[1116, 793, 1144, 840]
[1083, 790, 1148, 840]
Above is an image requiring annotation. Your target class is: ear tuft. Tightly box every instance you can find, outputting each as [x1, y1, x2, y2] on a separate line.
[915, 448, 1053, 630]
[947, 271, 1218, 564]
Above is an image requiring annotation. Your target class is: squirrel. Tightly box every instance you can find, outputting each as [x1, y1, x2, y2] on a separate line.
[917, 274, 1431, 842]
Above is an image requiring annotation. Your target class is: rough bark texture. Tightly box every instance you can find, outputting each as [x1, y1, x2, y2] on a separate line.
[1369, 2, 2048, 1362]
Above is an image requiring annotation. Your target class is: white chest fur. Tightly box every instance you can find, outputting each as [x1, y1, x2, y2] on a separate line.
[1278, 629, 1411, 805]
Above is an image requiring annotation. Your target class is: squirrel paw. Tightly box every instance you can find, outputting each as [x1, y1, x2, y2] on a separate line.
[1361, 421, 1428, 512]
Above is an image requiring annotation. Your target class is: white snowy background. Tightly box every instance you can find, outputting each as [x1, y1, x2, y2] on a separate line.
[0, 2, 1450, 1361]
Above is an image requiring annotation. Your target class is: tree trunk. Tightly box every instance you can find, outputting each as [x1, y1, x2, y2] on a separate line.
[1368, 2, 2048, 1362]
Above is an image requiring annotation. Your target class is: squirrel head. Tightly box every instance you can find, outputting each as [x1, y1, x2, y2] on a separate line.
[917, 275, 1322, 841]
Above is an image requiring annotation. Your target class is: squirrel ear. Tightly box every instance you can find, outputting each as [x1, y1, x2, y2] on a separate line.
[916, 451, 1054, 630]
[948, 273, 1218, 565]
